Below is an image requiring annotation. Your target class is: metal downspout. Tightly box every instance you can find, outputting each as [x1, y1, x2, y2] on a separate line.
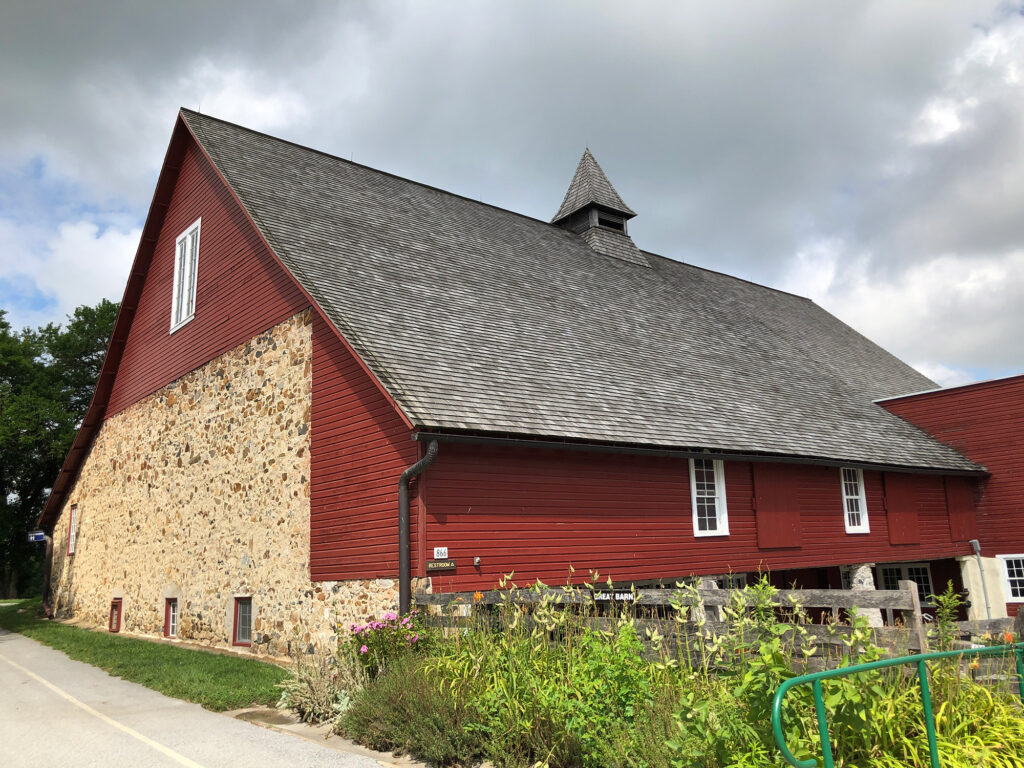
[399, 440, 438, 614]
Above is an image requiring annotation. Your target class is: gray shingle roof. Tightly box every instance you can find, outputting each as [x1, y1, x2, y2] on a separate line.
[551, 148, 636, 223]
[181, 110, 978, 472]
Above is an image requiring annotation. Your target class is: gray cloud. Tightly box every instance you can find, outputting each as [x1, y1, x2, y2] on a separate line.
[1, 0, 1021, 384]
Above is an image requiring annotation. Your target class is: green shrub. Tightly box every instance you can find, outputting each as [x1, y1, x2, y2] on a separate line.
[423, 579, 663, 768]
[276, 648, 364, 725]
[338, 654, 483, 767]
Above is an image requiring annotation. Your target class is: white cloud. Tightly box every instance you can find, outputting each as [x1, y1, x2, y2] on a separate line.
[909, 97, 976, 145]
[0, 218, 139, 328]
[912, 362, 978, 388]
[780, 242, 1024, 380]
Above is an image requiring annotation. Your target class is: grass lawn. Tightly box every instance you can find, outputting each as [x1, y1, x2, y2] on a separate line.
[0, 599, 289, 711]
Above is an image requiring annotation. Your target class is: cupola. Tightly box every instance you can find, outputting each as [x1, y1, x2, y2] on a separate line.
[551, 149, 647, 266]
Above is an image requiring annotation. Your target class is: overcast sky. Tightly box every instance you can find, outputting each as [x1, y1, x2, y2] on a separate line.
[2, 1, 1022, 387]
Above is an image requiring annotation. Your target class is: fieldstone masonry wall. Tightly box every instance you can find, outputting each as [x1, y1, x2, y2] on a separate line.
[49, 311, 399, 656]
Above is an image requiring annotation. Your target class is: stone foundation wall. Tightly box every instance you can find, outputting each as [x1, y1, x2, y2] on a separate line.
[49, 311, 399, 656]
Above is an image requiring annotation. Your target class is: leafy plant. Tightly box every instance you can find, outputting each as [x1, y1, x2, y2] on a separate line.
[928, 581, 964, 651]
[275, 646, 364, 725]
[344, 609, 433, 678]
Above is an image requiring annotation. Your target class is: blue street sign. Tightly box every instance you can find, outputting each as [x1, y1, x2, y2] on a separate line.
[27, 530, 46, 543]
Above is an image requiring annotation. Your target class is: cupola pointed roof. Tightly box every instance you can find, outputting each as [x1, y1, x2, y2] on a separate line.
[551, 149, 636, 224]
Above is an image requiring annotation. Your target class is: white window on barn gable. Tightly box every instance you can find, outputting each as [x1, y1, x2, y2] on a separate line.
[690, 458, 729, 537]
[998, 555, 1024, 603]
[840, 467, 869, 534]
[67, 504, 78, 555]
[170, 218, 201, 332]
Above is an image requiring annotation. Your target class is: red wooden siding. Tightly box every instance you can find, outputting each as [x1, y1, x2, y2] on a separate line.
[422, 444, 973, 592]
[944, 477, 978, 543]
[309, 315, 419, 580]
[885, 473, 921, 545]
[106, 138, 308, 416]
[753, 463, 801, 549]
[882, 377, 1023, 614]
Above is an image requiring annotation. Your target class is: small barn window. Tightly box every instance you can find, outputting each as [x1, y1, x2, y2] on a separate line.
[876, 562, 933, 605]
[690, 458, 729, 536]
[233, 597, 252, 646]
[109, 598, 122, 632]
[67, 504, 78, 556]
[998, 555, 1024, 602]
[164, 598, 178, 638]
[841, 467, 869, 533]
[839, 566, 853, 590]
[170, 218, 201, 332]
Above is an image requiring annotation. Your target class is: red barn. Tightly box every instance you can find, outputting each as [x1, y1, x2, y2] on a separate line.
[39, 110, 998, 654]
[881, 375, 1024, 618]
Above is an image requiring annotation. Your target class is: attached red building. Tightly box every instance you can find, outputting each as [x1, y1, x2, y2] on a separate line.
[882, 375, 1024, 616]
[39, 110, 1002, 652]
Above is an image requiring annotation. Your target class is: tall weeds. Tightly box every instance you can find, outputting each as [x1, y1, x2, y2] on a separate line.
[285, 573, 1024, 768]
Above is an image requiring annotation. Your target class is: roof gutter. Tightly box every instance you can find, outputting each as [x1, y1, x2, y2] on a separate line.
[398, 440, 438, 614]
[411, 430, 987, 477]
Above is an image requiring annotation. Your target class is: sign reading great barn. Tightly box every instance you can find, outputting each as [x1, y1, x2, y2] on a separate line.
[594, 591, 636, 602]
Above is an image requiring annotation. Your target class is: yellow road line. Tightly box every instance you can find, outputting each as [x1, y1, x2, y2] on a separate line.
[0, 650, 207, 768]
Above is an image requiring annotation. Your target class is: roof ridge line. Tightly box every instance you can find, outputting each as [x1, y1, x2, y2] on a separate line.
[180, 109, 820, 305]
[179, 107, 557, 229]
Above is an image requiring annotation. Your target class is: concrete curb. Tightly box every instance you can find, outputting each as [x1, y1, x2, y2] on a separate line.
[223, 706, 426, 767]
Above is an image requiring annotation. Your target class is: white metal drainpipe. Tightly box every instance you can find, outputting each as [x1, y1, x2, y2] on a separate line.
[969, 538, 993, 621]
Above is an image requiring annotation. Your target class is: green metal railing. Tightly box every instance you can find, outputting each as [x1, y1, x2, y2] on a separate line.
[772, 642, 1024, 768]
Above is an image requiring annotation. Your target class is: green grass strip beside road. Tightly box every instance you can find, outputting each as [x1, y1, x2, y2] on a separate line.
[0, 599, 288, 711]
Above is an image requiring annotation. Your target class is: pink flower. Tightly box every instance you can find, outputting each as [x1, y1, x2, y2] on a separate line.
[401, 617, 410, 626]
[411, 634, 419, 644]
[382, 611, 397, 621]
[360, 645, 368, 654]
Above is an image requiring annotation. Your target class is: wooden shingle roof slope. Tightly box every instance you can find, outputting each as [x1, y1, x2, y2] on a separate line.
[178, 110, 977, 472]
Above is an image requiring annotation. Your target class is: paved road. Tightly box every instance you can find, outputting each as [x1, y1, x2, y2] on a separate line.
[0, 629, 383, 768]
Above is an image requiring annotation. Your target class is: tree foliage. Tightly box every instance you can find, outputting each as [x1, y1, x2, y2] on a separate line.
[0, 300, 118, 597]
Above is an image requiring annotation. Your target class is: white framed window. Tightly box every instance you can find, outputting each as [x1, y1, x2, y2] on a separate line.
[690, 458, 729, 536]
[997, 555, 1024, 603]
[67, 504, 78, 556]
[164, 598, 178, 638]
[233, 597, 252, 646]
[170, 218, 201, 332]
[840, 467, 869, 533]
[876, 562, 934, 605]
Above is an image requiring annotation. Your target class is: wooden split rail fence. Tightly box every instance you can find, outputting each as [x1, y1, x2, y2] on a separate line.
[416, 580, 936, 654]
